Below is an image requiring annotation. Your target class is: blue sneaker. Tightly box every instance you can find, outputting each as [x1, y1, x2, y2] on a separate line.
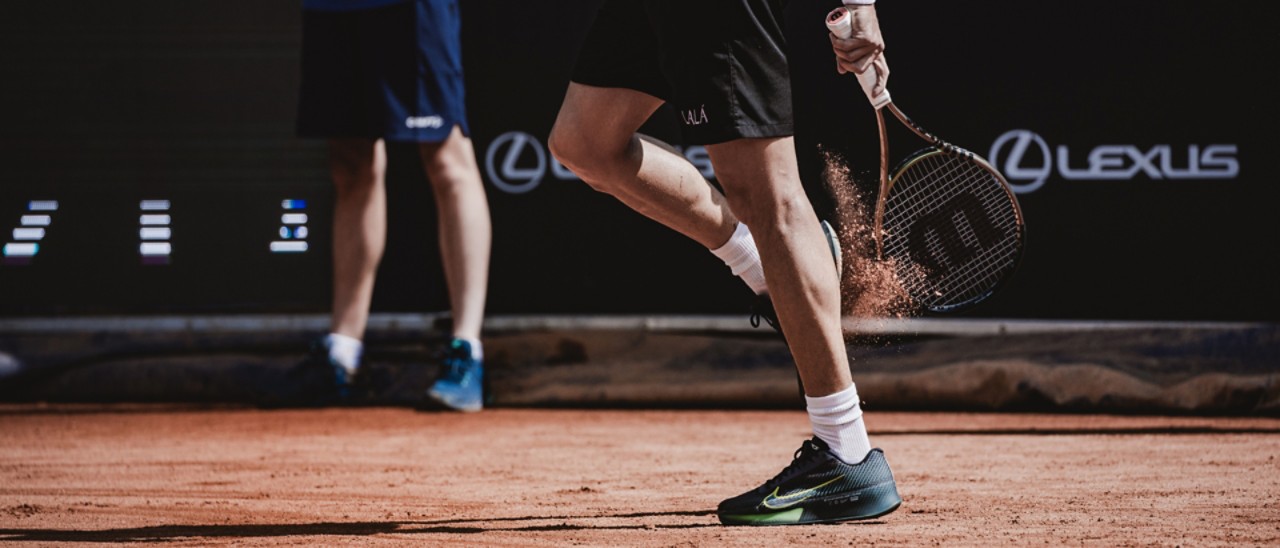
[423, 338, 484, 412]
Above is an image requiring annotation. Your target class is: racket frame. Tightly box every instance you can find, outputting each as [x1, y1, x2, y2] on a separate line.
[874, 104, 1027, 312]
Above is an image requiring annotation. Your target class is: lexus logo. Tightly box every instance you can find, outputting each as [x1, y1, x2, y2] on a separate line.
[990, 129, 1239, 194]
[989, 130, 1052, 193]
[485, 131, 547, 194]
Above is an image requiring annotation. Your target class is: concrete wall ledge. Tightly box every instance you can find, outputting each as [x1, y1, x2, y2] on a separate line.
[1, 314, 1276, 415]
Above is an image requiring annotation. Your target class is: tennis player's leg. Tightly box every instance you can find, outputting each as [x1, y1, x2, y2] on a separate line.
[548, 84, 740, 252]
[642, 0, 899, 525]
[708, 135, 901, 525]
[708, 137, 847, 394]
[549, 0, 770, 295]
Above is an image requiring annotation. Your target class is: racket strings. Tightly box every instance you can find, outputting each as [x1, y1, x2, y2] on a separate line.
[892, 189, 1018, 303]
[888, 165, 1015, 252]
[881, 152, 1021, 309]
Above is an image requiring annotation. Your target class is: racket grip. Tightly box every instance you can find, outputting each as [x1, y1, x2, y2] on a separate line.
[825, 6, 891, 109]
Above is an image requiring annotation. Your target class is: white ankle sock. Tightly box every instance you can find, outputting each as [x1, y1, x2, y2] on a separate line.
[325, 333, 363, 376]
[805, 383, 872, 463]
[710, 223, 768, 295]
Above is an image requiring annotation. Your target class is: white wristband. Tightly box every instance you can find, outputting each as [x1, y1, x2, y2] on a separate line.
[843, 0, 876, 5]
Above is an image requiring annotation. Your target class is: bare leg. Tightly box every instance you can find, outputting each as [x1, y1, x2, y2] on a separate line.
[419, 126, 491, 341]
[328, 139, 387, 340]
[707, 137, 851, 397]
[548, 83, 738, 249]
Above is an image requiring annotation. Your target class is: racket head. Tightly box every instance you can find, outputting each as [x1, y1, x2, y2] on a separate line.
[878, 146, 1025, 313]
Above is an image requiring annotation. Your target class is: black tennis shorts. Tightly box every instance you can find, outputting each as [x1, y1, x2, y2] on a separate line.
[571, 0, 794, 146]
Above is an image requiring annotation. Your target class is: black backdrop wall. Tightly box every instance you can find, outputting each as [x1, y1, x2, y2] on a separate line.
[1, 1, 1276, 322]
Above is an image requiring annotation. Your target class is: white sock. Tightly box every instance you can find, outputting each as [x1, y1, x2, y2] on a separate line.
[805, 383, 872, 463]
[325, 333, 363, 376]
[455, 337, 483, 361]
[710, 223, 768, 295]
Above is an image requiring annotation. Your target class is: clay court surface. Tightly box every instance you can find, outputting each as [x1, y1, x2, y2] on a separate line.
[1, 405, 1277, 546]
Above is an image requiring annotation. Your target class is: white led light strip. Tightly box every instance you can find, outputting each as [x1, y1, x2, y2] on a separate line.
[3, 200, 58, 264]
[139, 199, 171, 264]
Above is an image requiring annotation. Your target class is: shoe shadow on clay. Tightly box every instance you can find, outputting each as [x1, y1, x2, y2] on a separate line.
[0, 511, 889, 541]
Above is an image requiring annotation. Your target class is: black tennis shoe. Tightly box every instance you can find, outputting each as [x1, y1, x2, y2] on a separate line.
[717, 438, 901, 526]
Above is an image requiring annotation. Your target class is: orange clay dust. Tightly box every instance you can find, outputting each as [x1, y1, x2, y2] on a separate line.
[820, 149, 914, 321]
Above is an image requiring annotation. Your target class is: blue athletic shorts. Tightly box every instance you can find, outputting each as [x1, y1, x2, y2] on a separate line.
[296, 0, 469, 142]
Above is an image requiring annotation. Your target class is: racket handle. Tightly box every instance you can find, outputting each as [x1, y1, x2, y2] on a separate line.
[825, 6, 891, 109]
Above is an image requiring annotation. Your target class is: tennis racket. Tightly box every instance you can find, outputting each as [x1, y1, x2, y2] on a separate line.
[826, 6, 1025, 314]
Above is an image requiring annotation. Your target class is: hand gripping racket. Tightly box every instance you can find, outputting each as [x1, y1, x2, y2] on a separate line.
[827, 6, 1025, 313]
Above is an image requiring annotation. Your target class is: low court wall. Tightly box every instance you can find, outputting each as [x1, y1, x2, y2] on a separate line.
[1, 315, 1275, 415]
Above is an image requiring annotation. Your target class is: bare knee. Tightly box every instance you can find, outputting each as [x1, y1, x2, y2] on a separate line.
[709, 137, 813, 231]
[426, 162, 478, 200]
[548, 122, 632, 192]
[420, 136, 482, 198]
[726, 186, 810, 232]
